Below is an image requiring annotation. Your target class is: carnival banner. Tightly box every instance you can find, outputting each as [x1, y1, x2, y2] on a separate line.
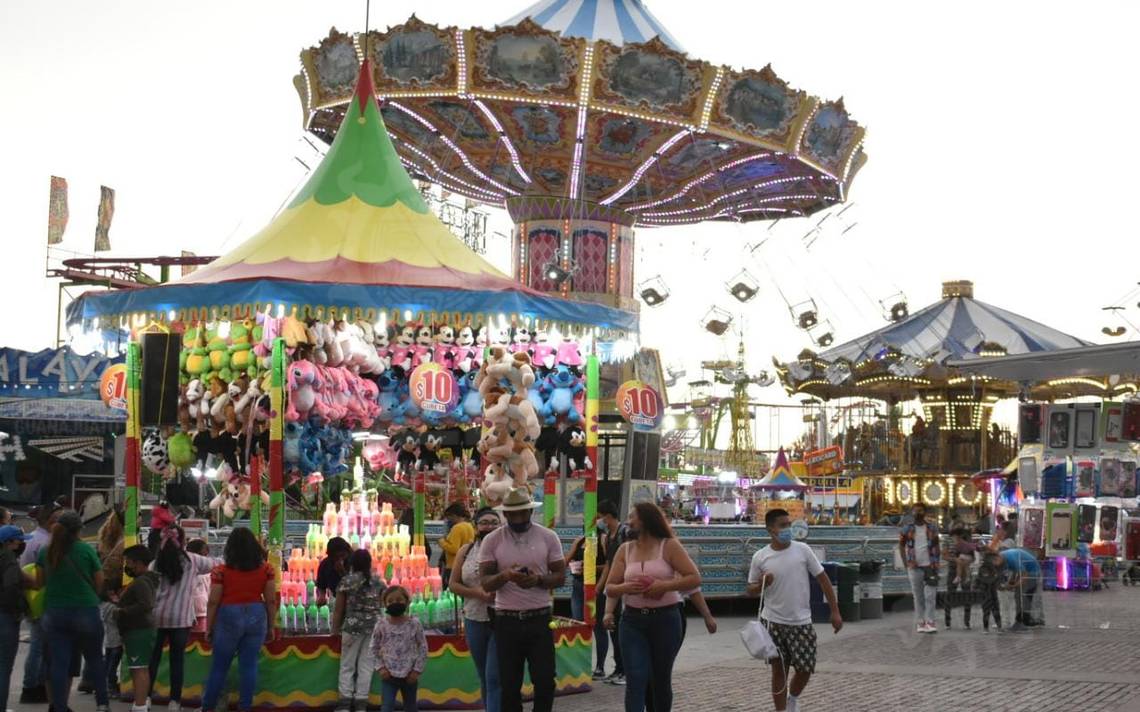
[0, 345, 123, 399]
[95, 185, 114, 252]
[47, 176, 68, 245]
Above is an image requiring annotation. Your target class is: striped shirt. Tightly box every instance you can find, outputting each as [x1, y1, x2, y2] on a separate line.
[151, 552, 222, 628]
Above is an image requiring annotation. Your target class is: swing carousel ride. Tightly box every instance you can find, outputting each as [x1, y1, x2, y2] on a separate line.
[292, 0, 866, 316]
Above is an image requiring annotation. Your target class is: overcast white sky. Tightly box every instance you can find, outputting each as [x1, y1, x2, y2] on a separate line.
[3, 1, 1138, 443]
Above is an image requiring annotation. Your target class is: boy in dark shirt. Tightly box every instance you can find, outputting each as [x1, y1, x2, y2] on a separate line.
[114, 545, 160, 712]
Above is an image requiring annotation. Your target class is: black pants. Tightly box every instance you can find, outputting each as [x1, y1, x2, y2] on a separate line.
[148, 627, 190, 702]
[607, 596, 625, 675]
[494, 613, 555, 712]
[977, 583, 1002, 629]
[944, 571, 972, 627]
[645, 603, 687, 712]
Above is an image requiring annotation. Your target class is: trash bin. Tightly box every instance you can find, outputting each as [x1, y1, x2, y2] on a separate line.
[836, 563, 862, 622]
[810, 562, 838, 623]
[859, 560, 884, 619]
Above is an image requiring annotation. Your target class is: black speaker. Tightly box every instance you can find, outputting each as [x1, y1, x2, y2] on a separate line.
[596, 480, 622, 511]
[141, 333, 180, 426]
[628, 430, 661, 481]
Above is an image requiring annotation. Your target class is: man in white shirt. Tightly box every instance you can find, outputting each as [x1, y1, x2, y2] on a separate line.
[748, 509, 842, 712]
[898, 503, 940, 633]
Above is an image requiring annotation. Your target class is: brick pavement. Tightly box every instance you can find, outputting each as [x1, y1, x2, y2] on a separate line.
[555, 585, 1140, 711]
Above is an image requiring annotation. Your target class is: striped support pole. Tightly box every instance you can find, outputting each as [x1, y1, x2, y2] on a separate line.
[268, 339, 285, 577]
[413, 472, 425, 548]
[249, 455, 262, 536]
[124, 341, 142, 547]
[544, 471, 557, 529]
[583, 353, 600, 626]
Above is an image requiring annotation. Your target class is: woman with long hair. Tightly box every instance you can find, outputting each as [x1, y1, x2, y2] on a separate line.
[448, 506, 501, 712]
[35, 509, 110, 712]
[604, 503, 700, 712]
[149, 525, 221, 711]
[200, 526, 276, 712]
[331, 549, 386, 712]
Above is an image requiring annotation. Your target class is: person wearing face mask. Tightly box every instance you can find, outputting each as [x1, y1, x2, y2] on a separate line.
[371, 586, 427, 712]
[0, 524, 34, 711]
[747, 509, 841, 712]
[594, 499, 629, 684]
[479, 488, 566, 712]
[448, 507, 502, 712]
[898, 503, 940, 634]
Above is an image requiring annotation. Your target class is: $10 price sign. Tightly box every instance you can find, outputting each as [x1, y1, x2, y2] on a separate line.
[617, 380, 663, 431]
[410, 362, 458, 414]
[99, 363, 128, 411]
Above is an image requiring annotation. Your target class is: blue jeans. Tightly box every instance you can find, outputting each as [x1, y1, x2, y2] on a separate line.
[22, 616, 45, 689]
[570, 575, 585, 621]
[619, 606, 682, 712]
[0, 612, 20, 709]
[381, 677, 418, 712]
[149, 627, 190, 702]
[202, 603, 266, 711]
[464, 618, 500, 712]
[42, 606, 108, 708]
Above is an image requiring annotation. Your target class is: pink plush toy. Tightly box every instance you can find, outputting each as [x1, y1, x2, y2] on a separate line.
[556, 337, 583, 368]
[433, 324, 458, 370]
[285, 360, 322, 423]
[531, 328, 557, 371]
[391, 323, 416, 373]
[253, 314, 282, 367]
[412, 323, 434, 369]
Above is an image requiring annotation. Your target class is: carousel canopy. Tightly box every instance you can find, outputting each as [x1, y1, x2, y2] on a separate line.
[67, 61, 637, 335]
[503, 0, 684, 52]
[754, 448, 807, 490]
[295, 13, 865, 227]
[777, 281, 1104, 401]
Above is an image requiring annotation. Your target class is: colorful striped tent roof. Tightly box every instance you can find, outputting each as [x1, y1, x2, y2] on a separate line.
[67, 61, 637, 334]
[503, 0, 684, 52]
[754, 448, 807, 490]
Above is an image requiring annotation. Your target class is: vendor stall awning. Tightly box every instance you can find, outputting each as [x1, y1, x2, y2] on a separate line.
[66, 61, 637, 335]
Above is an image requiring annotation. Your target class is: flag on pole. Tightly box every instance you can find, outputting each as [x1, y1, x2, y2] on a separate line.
[94, 185, 115, 252]
[47, 176, 69, 245]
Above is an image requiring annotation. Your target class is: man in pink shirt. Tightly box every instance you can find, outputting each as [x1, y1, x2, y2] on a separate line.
[479, 488, 566, 712]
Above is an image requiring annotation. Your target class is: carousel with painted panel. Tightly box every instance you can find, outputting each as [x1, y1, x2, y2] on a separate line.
[295, 0, 866, 330]
[66, 57, 624, 709]
[774, 280, 1114, 529]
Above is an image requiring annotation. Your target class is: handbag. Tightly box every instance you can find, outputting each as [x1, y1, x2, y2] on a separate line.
[740, 579, 780, 660]
[923, 566, 939, 587]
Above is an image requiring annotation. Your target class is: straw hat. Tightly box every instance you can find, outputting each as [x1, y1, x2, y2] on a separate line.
[496, 488, 539, 512]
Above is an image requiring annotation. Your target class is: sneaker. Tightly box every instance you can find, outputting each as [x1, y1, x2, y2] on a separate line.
[916, 623, 927, 633]
[926, 620, 938, 633]
[78, 682, 95, 694]
[964, 622, 971, 630]
[606, 673, 626, 686]
[592, 668, 607, 680]
[334, 699, 351, 712]
[168, 702, 182, 712]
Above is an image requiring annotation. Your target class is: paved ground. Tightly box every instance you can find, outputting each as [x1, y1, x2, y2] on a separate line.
[561, 585, 1140, 712]
[7, 586, 1139, 711]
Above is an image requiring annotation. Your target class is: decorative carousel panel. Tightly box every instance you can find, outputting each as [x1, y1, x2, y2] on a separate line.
[362, 17, 458, 92]
[414, 98, 497, 145]
[590, 37, 708, 120]
[799, 99, 864, 177]
[711, 65, 811, 149]
[469, 19, 582, 101]
[502, 103, 576, 154]
[588, 112, 663, 162]
[571, 227, 609, 293]
[526, 226, 563, 292]
[300, 29, 360, 108]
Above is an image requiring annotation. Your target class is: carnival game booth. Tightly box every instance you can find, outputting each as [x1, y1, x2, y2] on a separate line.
[66, 61, 627, 709]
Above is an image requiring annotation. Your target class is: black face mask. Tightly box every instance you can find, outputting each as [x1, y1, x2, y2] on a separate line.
[508, 521, 531, 534]
[13, 542, 25, 557]
[386, 603, 407, 617]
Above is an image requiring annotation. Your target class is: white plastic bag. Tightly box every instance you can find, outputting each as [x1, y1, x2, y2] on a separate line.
[740, 580, 780, 660]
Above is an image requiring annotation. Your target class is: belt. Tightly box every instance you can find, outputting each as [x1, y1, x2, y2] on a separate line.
[624, 605, 677, 616]
[495, 606, 552, 620]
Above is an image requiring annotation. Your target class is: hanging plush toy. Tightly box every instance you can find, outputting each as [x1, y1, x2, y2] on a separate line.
[280, 315, 310, 351]
[510, 324, 533, 355]
[283, 421, 303, 469]
[372, 322, 394, 373]
[454, 324, 478, 374]
[434, 324, 458, 371]
[393, 430, 420, 476]
[142, 432, 170, 477]
[182, 326, 210, 378]
[228, 319, 257, 378]
[417, 431, 443, 473]
[233, 376, 262, 430]
[252, 313, 281, 367]
[531, 328, 556, 373]
[480, 462, 514, 505]
[537, 426, 560, 473]
[558, 426, 591, 471]
[205, 327, 232, 383]
[541, 365, 584, 424]
[390, 323, 416, 375]
[285, 360, 323, 423]
[412, 323, 435, 368]
[556, 337, 583, 369]
[374, 369, 409, 425]
[167, 432, 196, 470]
[180, 379, 205, 433]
